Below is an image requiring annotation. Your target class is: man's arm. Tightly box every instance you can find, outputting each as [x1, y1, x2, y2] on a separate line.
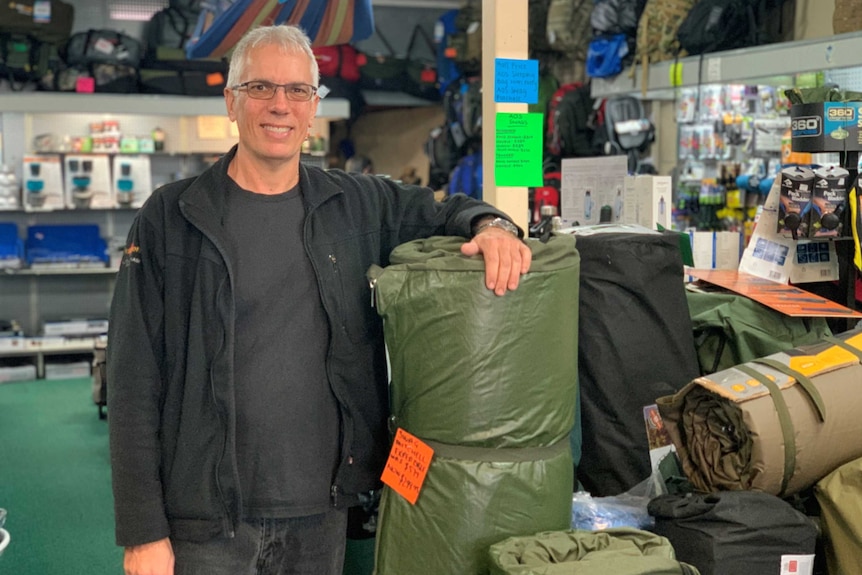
[124, 538, 174, 575]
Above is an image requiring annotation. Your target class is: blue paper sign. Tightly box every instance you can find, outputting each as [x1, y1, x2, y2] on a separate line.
[494, 58, 539, 104]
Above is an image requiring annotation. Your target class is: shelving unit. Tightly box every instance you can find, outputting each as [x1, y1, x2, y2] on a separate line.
[0, 92, 349, 346]
[591, 33, 862, 100]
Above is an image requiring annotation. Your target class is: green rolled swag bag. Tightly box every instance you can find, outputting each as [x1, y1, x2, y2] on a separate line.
[368, 235, 580, 575]
[488, 528, 700, 575]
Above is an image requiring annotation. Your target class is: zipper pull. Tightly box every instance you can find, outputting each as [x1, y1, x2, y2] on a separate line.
[369, 276, 378, 308]
[367, 264, 383, 309]
[330, 484, 339, 507]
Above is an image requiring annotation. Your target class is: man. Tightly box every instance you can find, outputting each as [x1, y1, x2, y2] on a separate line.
[107, 24, 531, 575]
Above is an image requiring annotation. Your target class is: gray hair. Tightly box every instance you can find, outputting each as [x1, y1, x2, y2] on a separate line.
[227, 25, 320, 89]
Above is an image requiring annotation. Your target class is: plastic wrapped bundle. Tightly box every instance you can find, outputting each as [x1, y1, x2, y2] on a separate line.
[369, 235, 580, 575]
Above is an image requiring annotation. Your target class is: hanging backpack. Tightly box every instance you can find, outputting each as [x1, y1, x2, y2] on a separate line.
[443, 75, 483, 149]
[445, 0, 482, 75]
[633, 0, 696, 92]
[545, 0, 593, 59]
[433, 8, 463, 95]
[547, 82, 603, 158]
[143, 1, 201, 63]
[424, 123, 460, 189]
[677, 0, 758, 56]
[448, 150, 483, 199]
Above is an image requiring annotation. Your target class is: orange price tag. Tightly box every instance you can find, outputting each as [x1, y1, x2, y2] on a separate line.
[206, 72, 225, 86]
[380, 428, 434, 505]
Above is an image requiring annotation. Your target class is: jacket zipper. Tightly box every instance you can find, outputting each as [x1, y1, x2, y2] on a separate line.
[181, 203, 237, 538]
[210, 276, 234, 537]
[303, 206, 352, 507]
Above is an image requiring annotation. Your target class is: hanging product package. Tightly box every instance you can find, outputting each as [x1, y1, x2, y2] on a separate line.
[368, 234, 580, 575]
[657, 330, 862, 496]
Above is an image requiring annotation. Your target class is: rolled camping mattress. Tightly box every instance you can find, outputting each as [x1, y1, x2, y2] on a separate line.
[369, 235, 580, 575]
[487, 527, 700, 575]
[657, 330, 862, 496]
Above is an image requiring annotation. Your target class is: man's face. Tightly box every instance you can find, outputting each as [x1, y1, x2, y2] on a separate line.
[225, 43, 319, 167]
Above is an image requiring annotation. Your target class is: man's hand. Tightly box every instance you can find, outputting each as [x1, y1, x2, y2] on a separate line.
[124, 538, 174, 575]
[461, 228, 532, 296]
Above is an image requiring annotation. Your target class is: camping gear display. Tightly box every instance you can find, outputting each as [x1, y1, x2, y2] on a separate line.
[686, 290, 832, 375]
[657, 330, 862, 496]
[648, 491, 818, 575]
[369, 235, 580, 575]
[815, 454, 862, 575]
[574, 230, 700, 497]
[488, 527, 700, 575]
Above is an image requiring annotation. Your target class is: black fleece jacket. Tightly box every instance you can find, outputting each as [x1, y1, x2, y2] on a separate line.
[106, 149, 510, 546]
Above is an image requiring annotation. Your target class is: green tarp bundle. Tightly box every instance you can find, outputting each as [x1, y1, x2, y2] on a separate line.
[487, 528, 700, 575]
[686, 290, 832, 375]
[815, 454, 862, 575]
[369, 235, 580, 575]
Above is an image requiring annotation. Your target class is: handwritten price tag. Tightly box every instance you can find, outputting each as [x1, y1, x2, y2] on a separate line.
[380, 428, 434, 505]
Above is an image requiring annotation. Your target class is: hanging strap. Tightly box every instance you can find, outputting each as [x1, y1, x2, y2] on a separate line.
[406, 24, 435, 60]
[423, 435, 570, 463]
[752, 357, 826, 422]
[735, 363, 795, 497]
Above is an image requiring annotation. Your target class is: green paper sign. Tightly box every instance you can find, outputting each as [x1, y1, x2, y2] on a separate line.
[495, 112, 543, 187]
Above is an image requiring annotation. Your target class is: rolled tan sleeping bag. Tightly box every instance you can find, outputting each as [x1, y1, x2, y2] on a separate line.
[657, 330, 862, 497]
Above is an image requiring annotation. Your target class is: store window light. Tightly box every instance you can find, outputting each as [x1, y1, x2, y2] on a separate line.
[109, 0, 168, 21]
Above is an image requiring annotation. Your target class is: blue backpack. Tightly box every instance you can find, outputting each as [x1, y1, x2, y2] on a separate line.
[448, 151, 483, 200]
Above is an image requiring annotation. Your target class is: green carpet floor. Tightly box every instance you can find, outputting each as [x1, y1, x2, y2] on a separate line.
[0, 377, 376, 575]
[0, 377, 123, 574]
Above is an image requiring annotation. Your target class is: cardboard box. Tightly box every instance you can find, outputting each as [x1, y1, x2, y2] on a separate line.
[112, 155, 152, 209]
[635, 175, 673, 230]
[689, 231, 741, 270]
[64, 154, 113, 209]
[23, 155, 64, 211]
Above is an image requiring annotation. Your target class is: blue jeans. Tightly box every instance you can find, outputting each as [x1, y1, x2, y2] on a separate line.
[173, 508, 348, 575]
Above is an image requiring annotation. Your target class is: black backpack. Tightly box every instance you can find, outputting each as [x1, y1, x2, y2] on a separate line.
[144, 2, 201, 63]
[677, 0, 780, 55]
[549, 83, 604, 158]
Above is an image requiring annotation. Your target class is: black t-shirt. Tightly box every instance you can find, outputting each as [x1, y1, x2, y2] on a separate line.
[223, 173, 340, 518]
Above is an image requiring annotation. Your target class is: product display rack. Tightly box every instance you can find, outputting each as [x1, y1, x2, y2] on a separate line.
[591, 33, 862, 100]
[0, 92, 347, 360]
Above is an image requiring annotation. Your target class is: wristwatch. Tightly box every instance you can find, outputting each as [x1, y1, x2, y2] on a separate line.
[473, 216, 519, 237]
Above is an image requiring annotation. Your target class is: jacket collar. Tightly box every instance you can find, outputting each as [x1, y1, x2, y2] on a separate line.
[179, 145, 343, 221]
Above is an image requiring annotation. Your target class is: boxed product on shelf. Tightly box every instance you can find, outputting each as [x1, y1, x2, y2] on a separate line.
[0, 165, 20, 210]
[42, 319, 108, 337]
[0, 364, 38, 384]
[0, 336, 26, 352]
[63, 154, 113, 209]
[22, 155, 64, 211]
[44, 360, 91, 380]
[112, 155, 152, 209]
[0, 222, 24, 269]
[25, 224, 110, 268]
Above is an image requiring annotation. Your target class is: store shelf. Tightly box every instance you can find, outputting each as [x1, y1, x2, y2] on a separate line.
[3, 267, 118, 276]
[591, 32, 862, 100]
[0, 92, 351, 119]
[361, 90, 441, 108]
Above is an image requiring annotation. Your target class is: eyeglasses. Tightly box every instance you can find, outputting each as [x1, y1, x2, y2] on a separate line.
[233, 80, 318, 101]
